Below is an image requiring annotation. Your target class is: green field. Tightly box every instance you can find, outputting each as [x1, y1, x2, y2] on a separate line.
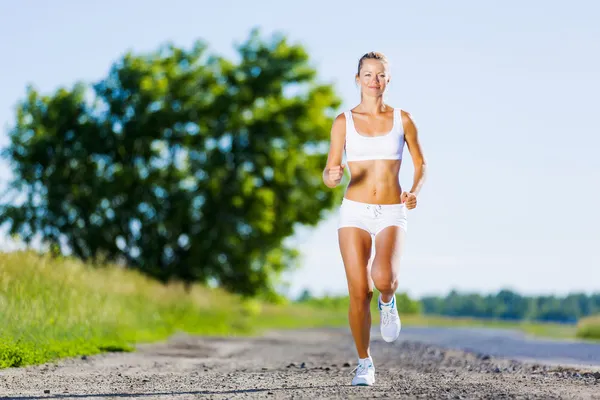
[296, 295, 597, 342]
[0, 251, 353, 369]
[0, 251, 598, 369]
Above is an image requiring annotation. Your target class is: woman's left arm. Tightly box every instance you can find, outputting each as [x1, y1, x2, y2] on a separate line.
[402, 110, 427, 197]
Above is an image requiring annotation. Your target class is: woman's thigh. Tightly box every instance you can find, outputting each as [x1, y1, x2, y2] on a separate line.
[338, 227, 373, 295]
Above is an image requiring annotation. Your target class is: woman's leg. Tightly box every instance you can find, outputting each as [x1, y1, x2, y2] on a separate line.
[371, 225, 405, 302]
[338, 227, 373, 359]
[371, 225, 406, 342]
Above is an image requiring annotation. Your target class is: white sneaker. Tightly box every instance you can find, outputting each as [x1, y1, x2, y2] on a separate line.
[351, 357, 375, 386]
[378, 294, 401, 342]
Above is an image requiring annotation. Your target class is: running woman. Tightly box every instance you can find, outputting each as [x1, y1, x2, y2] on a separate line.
[322, 51, 427, 386]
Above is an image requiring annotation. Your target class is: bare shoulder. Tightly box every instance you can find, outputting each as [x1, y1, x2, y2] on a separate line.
[334, 111, 347, 124]
[330, 111, 347, 136]
[399, 109, 416, 125]
[399, 109, 418, 136]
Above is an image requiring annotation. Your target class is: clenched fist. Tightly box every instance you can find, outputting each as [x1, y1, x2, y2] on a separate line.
[328, 164, 345, 186]
[401, 191, 417, 210]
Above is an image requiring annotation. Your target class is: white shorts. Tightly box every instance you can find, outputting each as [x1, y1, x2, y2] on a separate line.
[337, 197, 408, 236]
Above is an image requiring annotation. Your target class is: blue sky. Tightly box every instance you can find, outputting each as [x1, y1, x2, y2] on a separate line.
[1, 1, 598, 299]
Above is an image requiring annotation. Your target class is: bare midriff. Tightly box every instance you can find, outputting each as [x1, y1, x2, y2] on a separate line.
[344, 159, 403, 205]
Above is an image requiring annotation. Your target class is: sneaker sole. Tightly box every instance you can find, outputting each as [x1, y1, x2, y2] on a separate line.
[352, 378, 375, 386]
[352, 382, 374, 386]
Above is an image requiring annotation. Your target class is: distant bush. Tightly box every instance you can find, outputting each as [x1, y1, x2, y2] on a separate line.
[576, 315, 600, 340]
[295, 289, 421, 315]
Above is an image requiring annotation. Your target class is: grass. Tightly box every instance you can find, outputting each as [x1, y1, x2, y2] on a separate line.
[1, 250, 599, 370]
[0, 251, 348, 369]
[297, 295, 592, 341]
[576, 315, 600, 341]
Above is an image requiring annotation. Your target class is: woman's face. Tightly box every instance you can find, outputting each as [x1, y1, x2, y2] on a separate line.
[356, 59, 390, 98]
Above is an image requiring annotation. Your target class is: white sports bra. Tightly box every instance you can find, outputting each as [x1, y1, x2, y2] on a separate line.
[344, 108, 405, 162]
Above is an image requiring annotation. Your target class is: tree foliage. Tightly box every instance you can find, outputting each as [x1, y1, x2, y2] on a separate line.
[0, 29, 343, 297]
[421, 289, 600, 323]
[295, 289, 422, 315]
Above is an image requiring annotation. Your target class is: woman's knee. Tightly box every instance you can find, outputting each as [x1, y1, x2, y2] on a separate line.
[349, 286, 373, 307]
[371, 260, 399, 291]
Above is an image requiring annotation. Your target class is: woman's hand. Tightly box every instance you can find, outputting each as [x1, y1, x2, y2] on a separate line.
[327, 164, 345, 186]
[401, 192, 417, 209]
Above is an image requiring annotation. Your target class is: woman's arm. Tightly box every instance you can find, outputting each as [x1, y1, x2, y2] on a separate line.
[402, 111, 427, 196]
[322, 113, 347, 188]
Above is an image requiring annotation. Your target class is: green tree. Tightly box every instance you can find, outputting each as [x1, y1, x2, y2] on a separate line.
[0, 29, 343, 297]
[494, 289, 528, 320]
[395, 292, 421, 314]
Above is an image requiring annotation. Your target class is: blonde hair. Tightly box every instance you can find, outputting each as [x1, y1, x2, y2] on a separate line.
[357, 51, 389, 76]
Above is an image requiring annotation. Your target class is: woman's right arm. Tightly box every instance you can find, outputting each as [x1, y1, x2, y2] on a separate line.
[322, 113, 347, 188]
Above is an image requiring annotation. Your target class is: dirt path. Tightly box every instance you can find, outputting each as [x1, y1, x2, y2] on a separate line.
[1, 327, 600, 399]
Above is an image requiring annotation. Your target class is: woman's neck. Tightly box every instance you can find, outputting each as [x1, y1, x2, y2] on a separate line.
[358, 96, 388, 115]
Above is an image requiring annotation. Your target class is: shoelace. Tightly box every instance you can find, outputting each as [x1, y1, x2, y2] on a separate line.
[381, 307, 398, 326]
[351, 362, 371, 376]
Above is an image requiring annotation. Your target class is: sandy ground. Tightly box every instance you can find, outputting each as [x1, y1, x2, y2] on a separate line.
[1, 327, 600, 399]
